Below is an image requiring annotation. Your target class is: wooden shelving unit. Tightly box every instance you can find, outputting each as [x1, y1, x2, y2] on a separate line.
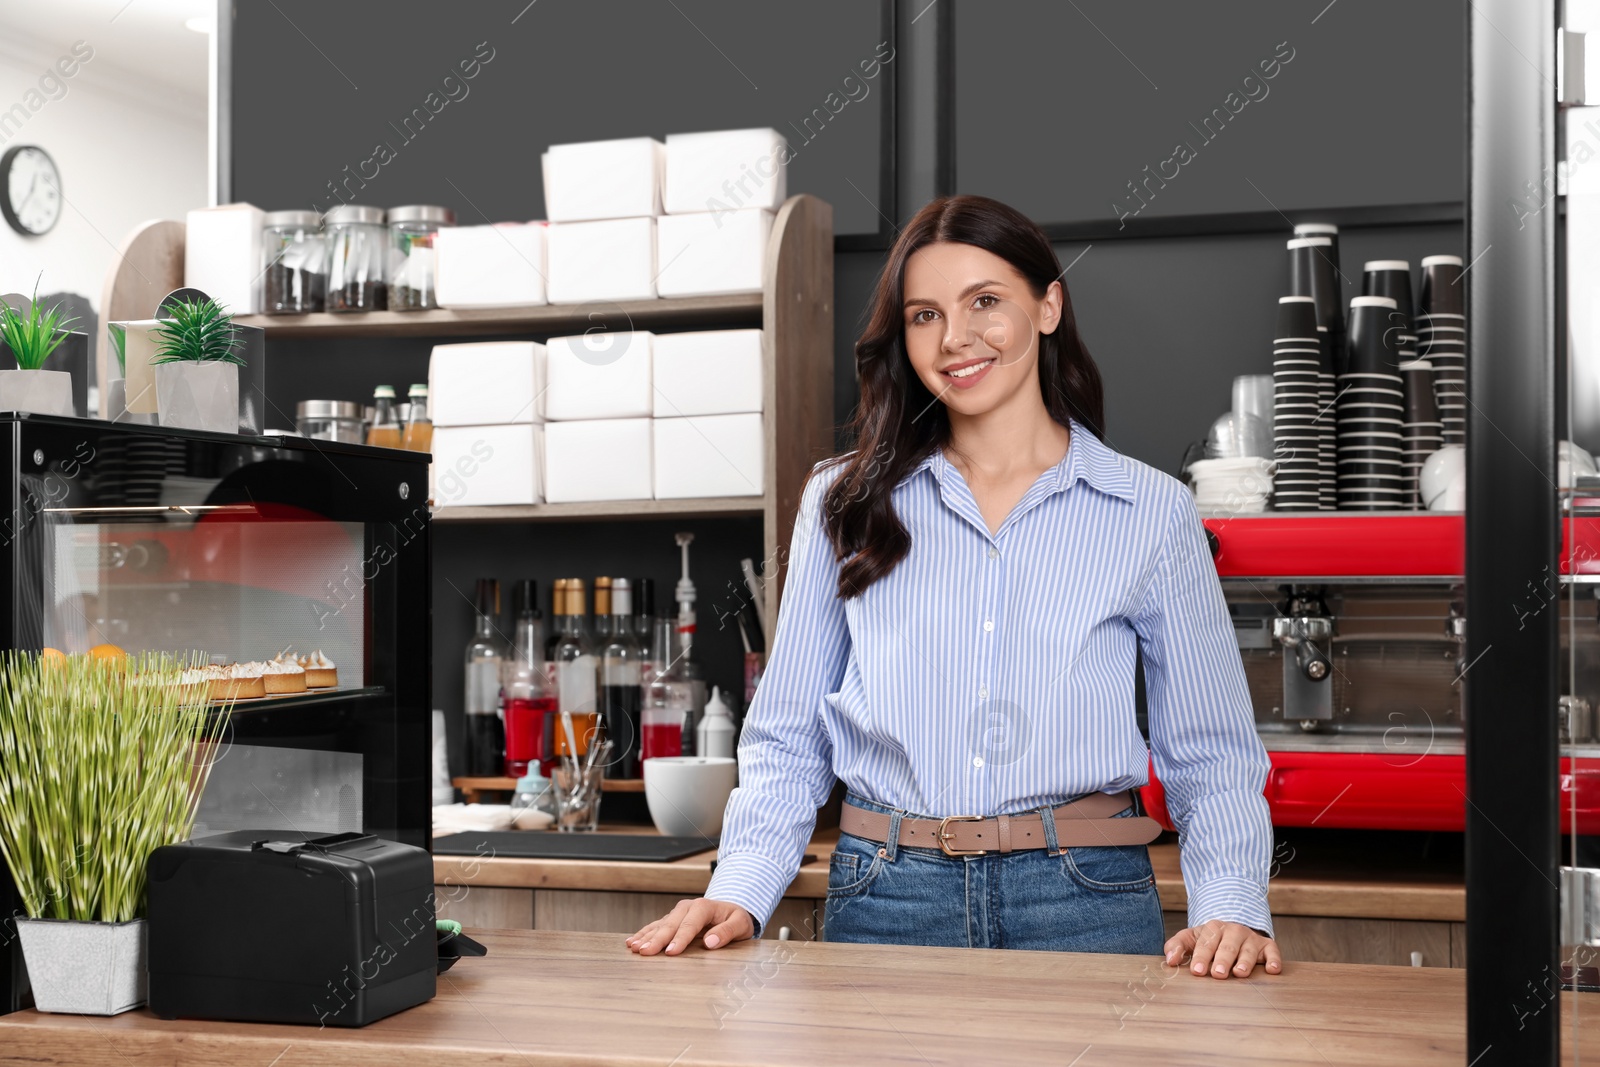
[431, 496, 763, 524]
[100, 195, 835, 631]
[233, 293, 763, 339]
[452, 775, 644, 803]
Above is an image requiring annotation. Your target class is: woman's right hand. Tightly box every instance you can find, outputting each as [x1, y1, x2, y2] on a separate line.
[626, 898, 754, 955]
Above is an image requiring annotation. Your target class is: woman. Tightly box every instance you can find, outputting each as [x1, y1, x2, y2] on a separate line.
[628, 195, 1282, 980]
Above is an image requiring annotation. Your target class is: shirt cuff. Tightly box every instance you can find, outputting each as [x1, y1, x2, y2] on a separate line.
[1185, 875, 1274, 939]
[704, 852, 793, 938]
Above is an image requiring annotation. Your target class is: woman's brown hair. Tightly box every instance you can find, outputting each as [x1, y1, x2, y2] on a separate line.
[823, 194, 1106, 598]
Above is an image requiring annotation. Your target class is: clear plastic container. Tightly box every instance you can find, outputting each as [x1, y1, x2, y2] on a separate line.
[262, 210, 326, 314]
[386, 205, 454, 311]
[1205, 410, 1273, 459]
[324, 204, 387, 313]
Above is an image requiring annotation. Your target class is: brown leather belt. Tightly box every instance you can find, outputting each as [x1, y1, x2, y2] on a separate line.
[840, 791, 1164, 856]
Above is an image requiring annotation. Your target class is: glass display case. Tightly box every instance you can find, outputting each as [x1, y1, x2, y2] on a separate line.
[0, 414, 431, 1014]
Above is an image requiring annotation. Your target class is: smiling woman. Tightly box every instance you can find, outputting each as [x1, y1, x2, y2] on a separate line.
[629, 195, 1282, 983]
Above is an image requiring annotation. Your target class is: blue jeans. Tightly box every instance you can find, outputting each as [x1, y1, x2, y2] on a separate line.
[823, 792, 1166, 953]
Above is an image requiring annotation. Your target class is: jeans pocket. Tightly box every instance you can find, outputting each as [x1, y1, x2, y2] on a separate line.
[826, 835, 884, 899]
[1059, 810, 1157, 893]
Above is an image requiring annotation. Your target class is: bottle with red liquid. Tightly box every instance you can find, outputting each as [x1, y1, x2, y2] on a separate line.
[641, 615, 692, 761]
[502, 579, 556, 778]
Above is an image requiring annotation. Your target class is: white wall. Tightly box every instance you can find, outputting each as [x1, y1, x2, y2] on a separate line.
[0, 33, 205, 313]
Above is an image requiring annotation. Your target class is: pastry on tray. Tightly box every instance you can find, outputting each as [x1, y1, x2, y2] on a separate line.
[209, 663, 265, 702]
[299, 650, 338, 689]
[259, 658, 307, 695]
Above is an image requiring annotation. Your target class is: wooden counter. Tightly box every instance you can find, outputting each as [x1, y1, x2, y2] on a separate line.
[0, 929, 1592, 1066]
[434, 827, 1468, 967]
[435, 835, 1464, 920]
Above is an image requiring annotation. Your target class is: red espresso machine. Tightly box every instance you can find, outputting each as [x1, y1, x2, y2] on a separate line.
[1139, 512, 1600, 835]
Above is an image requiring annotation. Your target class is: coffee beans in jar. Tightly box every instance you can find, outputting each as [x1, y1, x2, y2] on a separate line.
[262, 210, 327, 314]
[324, 205, 387, 313]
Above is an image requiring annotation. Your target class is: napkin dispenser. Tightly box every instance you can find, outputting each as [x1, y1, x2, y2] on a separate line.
[147, 830, 436, 1027]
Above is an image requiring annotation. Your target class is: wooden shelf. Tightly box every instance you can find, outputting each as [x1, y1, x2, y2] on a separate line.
[432, 496, 764, 523]
[452, 775, 644, 802]
[233, 293, 764, 339]
[101, 195, 835, 641]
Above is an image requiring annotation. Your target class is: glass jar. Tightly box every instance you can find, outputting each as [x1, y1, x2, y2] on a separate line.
[323, 205, 387, 313]
[295, 400, 365, 443]
[262, 210, 326, 314]
[386, 205, 454, 311]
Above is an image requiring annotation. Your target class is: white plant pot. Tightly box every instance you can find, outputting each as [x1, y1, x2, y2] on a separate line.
[0, 369, 75, 416]
[16, 917, 147, 1015]
[155, 361, 239, 433]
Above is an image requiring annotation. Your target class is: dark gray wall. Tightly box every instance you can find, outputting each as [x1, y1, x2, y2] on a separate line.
[231, 0, 892, 237]
[225, 0, 1466, 723]
[954, 0, 1464, 226]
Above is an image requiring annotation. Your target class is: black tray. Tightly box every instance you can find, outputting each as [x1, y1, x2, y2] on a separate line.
[433, 831, 718, 862]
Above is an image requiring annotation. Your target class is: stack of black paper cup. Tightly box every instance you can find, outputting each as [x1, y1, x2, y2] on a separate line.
[1288, 232, 1345, 361]
[1293, 222, 1341, 264]
[1399, 358, 1442, 508]
[1418, 254, 1466, 446]
[1337, 295, 1408, 510]
[1316, 326, 1336, 510]
[1362, 260, 1418, 359]
[1271, 296, 1324, 510]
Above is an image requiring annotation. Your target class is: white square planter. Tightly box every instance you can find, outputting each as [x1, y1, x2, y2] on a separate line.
[155, 362, 239, 433]
[17, 917, 147, 1015]
[0, 369, 74, 416]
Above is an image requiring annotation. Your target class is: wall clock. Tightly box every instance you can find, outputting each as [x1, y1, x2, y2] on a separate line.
[1, 146, 62, 236]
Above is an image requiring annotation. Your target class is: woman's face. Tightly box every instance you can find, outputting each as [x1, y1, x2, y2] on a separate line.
[901, 241, 1063, 419]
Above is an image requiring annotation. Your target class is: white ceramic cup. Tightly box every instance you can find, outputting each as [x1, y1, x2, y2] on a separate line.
[643, 757, 738, 837]
[1420, 445, 1466, 509]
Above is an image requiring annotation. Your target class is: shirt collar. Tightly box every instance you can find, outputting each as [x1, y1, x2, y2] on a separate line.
[906, 419, 1137, 504]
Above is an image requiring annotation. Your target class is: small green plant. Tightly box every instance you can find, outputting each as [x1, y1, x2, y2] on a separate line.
[106, 322, 127, 377]
[0, 282, 77, 371]
[0, 651, 231, 922]
[151, 297, 244, 366]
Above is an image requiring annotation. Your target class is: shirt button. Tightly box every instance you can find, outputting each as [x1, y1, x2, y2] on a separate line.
[987, 546, 999, 560]
[983, 619, 994, 632]
[973, 756, 985, 768]
[978, 686, 988, 700]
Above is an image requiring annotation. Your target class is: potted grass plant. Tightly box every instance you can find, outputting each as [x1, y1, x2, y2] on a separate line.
[151, 296, 245, 432]
[0, 285, 77, 417]
[0, 651, 230, 1015]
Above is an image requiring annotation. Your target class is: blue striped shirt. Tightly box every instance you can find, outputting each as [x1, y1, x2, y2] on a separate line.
[705, 417, 1274, 938]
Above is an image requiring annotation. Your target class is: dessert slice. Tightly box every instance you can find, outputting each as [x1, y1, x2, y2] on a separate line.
[210, 662, 265, 702]
[261, 657, 308, 695]
[298, 650, 338, 689]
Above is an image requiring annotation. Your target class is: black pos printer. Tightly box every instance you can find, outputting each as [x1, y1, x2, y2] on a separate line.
[147, 831, 437, 1026]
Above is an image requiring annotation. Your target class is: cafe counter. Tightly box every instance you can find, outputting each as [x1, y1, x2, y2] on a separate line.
[5, 929, 1593, 1066]
[432, 828, 1470, 968]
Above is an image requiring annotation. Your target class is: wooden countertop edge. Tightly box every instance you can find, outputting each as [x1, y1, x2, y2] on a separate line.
[432, 841, 1466, 923]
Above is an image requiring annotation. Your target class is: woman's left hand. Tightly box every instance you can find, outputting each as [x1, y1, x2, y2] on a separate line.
[1164, 921, 1283, 978]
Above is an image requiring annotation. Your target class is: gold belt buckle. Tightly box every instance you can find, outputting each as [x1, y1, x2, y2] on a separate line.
[936, 814, 987, 856]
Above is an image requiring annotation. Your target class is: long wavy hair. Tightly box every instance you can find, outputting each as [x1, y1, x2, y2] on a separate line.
[823, 195, 1106, 599]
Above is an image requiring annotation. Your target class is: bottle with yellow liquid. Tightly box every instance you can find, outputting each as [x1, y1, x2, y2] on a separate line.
[366, 385, 402, 448]
[401, 383, 433, 452]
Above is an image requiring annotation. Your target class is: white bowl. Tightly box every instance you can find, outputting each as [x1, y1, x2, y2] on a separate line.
[643, 757, 738, 837]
